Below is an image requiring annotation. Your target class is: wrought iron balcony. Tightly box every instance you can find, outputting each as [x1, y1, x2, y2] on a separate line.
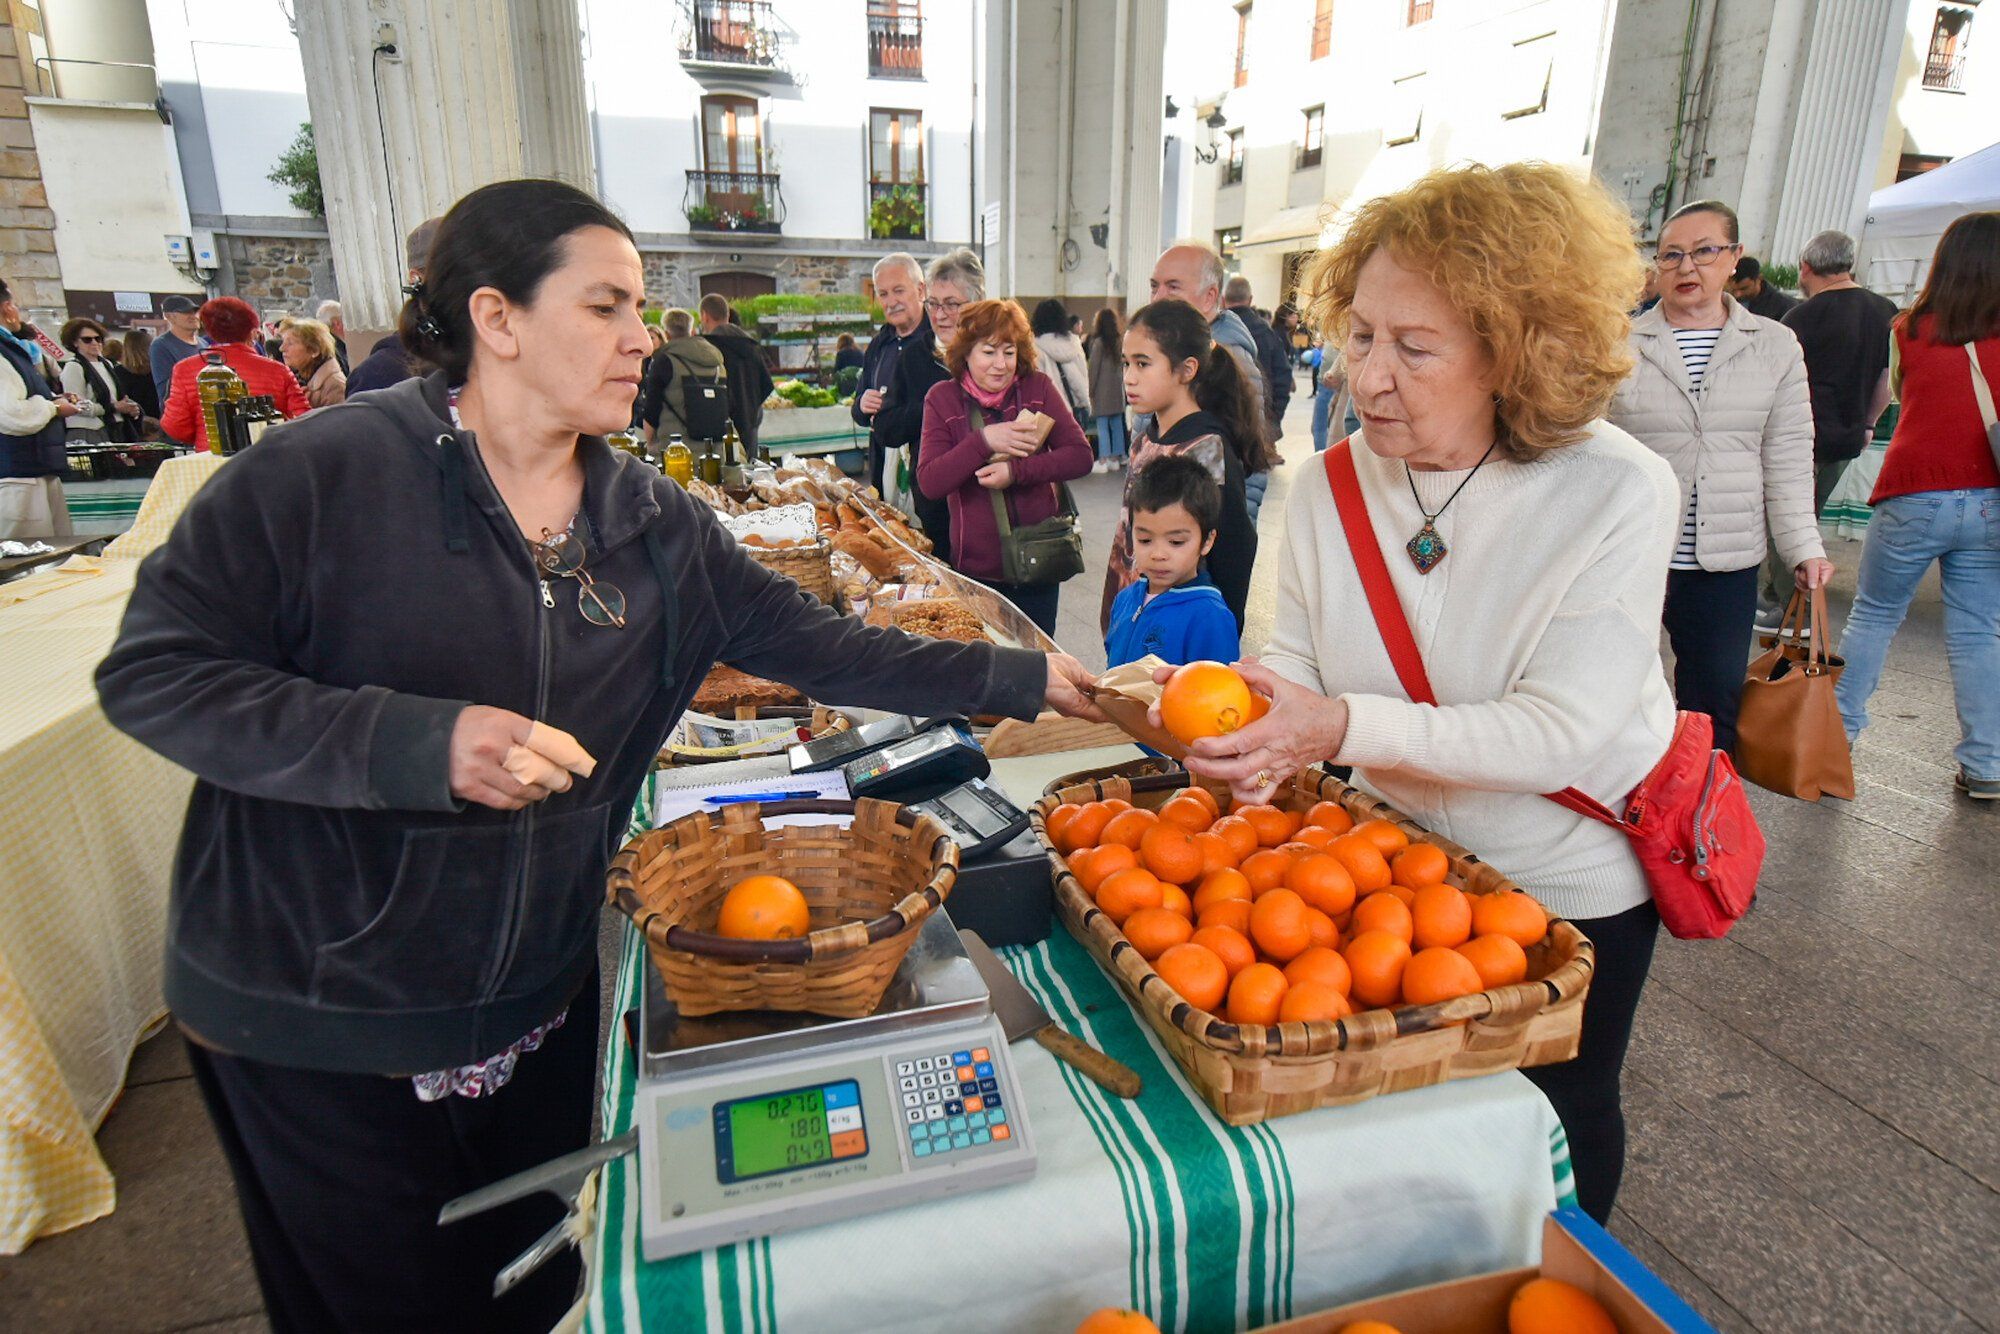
[867, 180, 927, 240]
[1923, 51, 1966, 91]
[679, 0, 781, 70]
[684, 170, 784, 235]
[867, 13, 924, 78]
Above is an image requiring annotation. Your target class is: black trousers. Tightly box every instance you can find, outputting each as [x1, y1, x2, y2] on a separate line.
[186, 968, 601, 1334]
[1662, 565, 1759, 753]
[1522, 899, 1660, 1223]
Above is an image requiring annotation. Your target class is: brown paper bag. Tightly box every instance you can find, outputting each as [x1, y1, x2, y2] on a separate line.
[1089, 655, 1189, 759]
[1734, 587, 1854, 801]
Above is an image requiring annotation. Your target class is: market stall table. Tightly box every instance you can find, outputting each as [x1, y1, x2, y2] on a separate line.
[580, 758, 1577, 1333]
[0, 558, 192, 1251]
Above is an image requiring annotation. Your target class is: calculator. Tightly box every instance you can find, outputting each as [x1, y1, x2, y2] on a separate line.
[905, 779, 1032, 860]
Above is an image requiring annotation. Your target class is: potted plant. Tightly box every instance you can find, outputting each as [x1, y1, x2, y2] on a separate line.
[686, 203, 719, 227]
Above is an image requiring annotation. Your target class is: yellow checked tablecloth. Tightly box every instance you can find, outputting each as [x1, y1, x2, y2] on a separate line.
[0, 551, 196, 1249]
[102, 451, 226, 562]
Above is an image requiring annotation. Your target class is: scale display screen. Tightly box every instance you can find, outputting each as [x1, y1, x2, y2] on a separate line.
[713, 1079, 868, 1184]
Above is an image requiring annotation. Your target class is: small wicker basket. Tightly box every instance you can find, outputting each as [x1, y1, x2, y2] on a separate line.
[746, 534, 836, 606]
[607, 797, 958, 1018]
[1036, 763, 1594, 1125]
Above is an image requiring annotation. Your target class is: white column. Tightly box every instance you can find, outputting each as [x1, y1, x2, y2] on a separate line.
[1766, 0, 1907, 265]
[294, 0, 595, 333]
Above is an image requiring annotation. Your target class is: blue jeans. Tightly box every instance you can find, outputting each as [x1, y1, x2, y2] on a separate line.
[1094, 413, 1128, 462]
[1311, 382, 1335, 452]
[1835, 488, 2000, 779]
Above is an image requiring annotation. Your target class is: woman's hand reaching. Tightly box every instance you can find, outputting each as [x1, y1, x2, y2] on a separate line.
[1148, 657, 1348, 803]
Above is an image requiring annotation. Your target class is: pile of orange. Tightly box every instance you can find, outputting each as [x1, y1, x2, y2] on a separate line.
[1048, 787, 1550, 1026]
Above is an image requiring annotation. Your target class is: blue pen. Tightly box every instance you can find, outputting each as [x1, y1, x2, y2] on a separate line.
[708, 792, 824, 804]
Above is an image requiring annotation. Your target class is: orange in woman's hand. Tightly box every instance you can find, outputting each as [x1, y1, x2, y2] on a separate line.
[1159, 660, 1256, 744]
[1226, 962, 1289, 1026]
[1153, 942, 1228, 1012]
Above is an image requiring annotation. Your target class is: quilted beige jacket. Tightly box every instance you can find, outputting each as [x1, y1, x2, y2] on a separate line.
[1608, 296, 1824, 572]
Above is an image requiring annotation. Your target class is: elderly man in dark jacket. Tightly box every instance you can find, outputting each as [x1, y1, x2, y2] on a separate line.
[851, 252, 931, 492]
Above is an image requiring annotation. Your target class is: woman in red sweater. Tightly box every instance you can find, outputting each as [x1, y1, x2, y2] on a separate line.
[916, 299, 1093, 634]
[161, 297, 311, 450]
[1835, 212, 2000, 798]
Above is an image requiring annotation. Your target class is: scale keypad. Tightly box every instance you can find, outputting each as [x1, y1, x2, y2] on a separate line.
[898, 1046, 1010, 1158]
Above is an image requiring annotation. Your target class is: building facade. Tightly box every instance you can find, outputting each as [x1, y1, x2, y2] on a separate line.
[1171, 0, 1993, 310]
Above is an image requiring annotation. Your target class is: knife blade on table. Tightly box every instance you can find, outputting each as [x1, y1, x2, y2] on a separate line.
[959, 930, 1142, 1099]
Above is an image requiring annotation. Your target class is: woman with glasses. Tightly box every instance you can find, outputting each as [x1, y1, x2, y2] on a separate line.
[1608, 199, 1830, 753]
[871, 246, 988, 565]
[97, 179, 1100, 1333]
[58, 317, 143, 444]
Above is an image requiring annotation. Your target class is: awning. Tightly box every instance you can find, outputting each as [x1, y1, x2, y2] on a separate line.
[1236, 203, 1332, 252]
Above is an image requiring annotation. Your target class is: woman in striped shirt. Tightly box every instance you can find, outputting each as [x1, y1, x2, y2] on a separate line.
[1608, 200, 1829, 752]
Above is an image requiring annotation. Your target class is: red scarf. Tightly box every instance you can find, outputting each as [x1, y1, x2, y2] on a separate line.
[958, 372, 1013, 411]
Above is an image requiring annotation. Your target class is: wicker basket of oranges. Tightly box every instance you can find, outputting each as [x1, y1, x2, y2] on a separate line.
[607, 797, 958, 1018]
[1033, 763, 1593, 1125]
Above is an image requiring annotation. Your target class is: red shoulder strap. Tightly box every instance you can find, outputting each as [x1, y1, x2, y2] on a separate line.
[1325, 441, 1437, 706]
[1322, 441, 1623, 828]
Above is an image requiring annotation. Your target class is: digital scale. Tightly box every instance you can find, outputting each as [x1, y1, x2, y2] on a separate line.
[632, 912, 1037, 1260]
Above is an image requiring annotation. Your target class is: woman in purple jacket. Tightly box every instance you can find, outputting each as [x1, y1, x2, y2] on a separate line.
[917, 299, 1094, 633]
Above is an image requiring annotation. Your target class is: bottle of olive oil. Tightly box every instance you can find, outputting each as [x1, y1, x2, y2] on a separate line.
[662, 433, 694, 485]
[196, 353, 246, 453]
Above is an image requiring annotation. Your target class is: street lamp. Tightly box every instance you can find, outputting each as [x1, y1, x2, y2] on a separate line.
[1194, 107, 1230, 165]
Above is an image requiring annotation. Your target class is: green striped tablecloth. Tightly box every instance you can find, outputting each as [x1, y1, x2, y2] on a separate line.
[583, 787, 1576, 1333]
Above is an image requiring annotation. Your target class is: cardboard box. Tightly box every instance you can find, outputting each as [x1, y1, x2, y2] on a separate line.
[1254, 1210, 1718, 1333]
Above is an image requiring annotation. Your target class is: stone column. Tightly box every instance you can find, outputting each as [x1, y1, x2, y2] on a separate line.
[1766, 0, 1906, 265]
[293, 0, 596, 333]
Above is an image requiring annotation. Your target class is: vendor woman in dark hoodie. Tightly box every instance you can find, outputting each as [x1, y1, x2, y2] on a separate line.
[96, 178, 1100, 1333]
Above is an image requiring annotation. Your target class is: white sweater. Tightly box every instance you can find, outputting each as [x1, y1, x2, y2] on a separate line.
[1262, 421, 1681, 922]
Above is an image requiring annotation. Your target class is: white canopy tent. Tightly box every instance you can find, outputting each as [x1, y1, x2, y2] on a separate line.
[1861, 139, 2000, 302]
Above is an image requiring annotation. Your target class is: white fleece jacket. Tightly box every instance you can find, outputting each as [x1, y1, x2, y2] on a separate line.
[1261, 421, 1681, 921]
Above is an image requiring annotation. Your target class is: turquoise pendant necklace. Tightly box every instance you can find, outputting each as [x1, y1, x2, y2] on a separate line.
[1405, 441, 1497, 575]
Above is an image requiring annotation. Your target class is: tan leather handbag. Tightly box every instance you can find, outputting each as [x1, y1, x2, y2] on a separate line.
[1735, 587, 1854, 801]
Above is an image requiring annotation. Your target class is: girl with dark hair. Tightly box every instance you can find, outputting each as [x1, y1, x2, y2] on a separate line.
[97, 177, 1099, 1331]
[1101, 298, 1261, 630]
[1085, 306, 1128, 470]
[1836, 210, 2000, 798]
[113, 325, 162, 429]
[1031, 296, 1091, 422]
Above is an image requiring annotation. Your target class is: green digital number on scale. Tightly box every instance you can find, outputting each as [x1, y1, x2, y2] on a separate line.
[715, 1079, 864, 1184]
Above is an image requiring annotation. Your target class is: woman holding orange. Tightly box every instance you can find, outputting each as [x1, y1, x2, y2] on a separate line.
[1169, 163, 1681, 1223]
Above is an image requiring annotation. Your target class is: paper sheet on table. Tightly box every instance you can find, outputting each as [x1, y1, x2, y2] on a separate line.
[652, 769, 853, 830]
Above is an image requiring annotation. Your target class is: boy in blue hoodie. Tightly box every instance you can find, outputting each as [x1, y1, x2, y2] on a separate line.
[1104, 454, 1242, 668]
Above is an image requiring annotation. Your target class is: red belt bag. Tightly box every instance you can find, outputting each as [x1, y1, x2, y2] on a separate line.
[1323, 441, 1763, 939]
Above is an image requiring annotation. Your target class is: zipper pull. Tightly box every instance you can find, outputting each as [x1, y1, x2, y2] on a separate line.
[540, 580, 555, 609]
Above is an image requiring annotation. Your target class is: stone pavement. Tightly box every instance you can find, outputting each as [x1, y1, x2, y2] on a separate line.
[3, 389, 1993, 1332]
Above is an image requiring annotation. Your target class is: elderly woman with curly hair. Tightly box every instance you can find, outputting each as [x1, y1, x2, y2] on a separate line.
[1170, 163, 1681, 1223]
